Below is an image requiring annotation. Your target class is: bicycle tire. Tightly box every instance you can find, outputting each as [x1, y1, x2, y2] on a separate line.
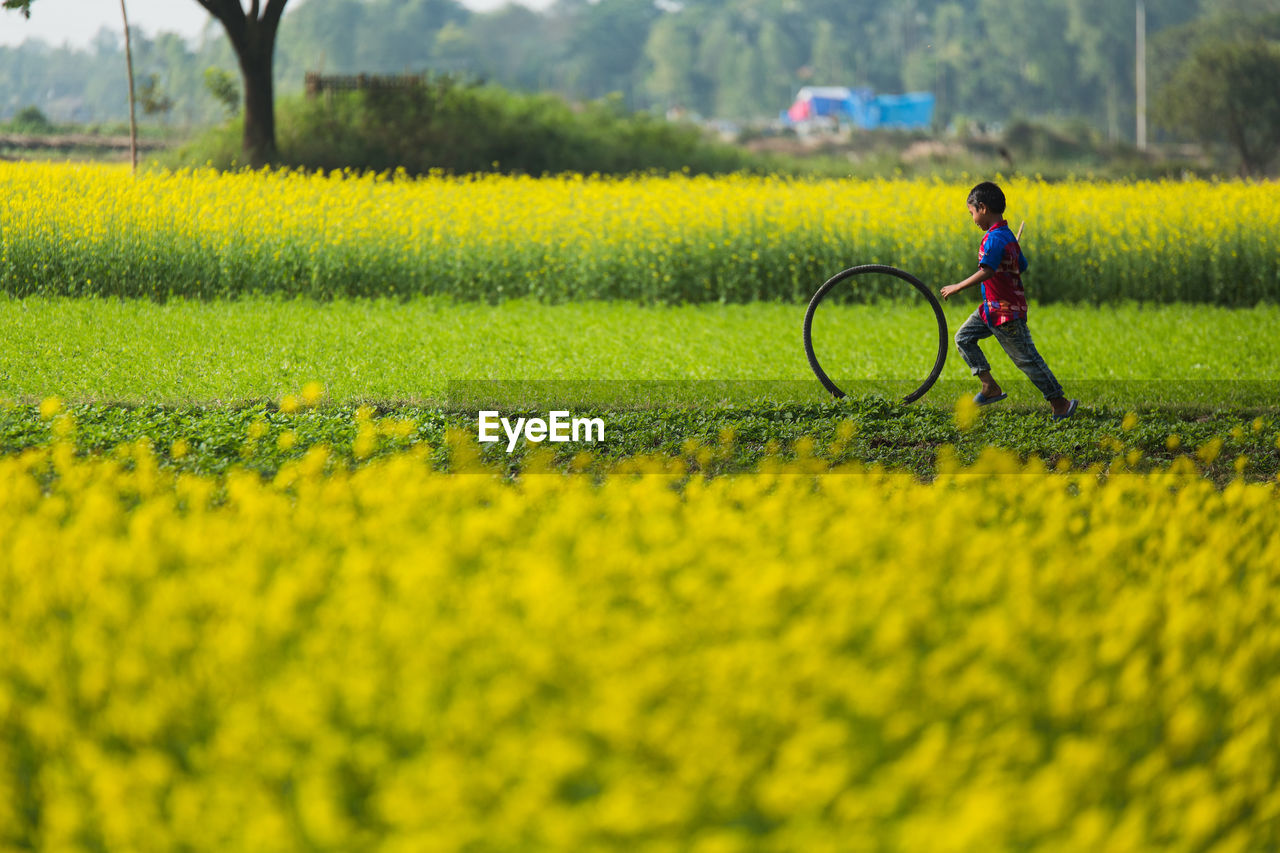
[802, 264, 948, 405]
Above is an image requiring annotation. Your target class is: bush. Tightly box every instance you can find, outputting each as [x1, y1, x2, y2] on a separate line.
[169, 77, 774, 177]
[162, 121, 245, 170]
[5, 105, 55, 134]
[1002, 119, 1099, 163]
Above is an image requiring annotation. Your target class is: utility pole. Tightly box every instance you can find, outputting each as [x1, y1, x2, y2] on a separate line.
[1136, 0, 1147, 150]
[120, 0, 138, 173]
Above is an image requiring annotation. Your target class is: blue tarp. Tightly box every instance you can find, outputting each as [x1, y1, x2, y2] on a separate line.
[783, 87, 935, 130]
[869, 92, 937, 129]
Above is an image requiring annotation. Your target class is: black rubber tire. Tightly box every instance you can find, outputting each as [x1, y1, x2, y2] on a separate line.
[803, 264, 949, 405]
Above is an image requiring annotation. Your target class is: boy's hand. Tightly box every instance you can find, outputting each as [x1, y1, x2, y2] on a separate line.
[942, 268, 991, 300]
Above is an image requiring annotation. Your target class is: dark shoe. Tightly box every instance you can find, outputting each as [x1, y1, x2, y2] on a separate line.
[1052, 399, 1079, 421]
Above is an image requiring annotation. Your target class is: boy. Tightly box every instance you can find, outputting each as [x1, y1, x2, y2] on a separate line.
[940, 181, 1078, 420]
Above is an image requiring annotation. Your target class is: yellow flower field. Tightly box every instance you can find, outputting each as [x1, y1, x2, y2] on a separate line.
[2, 440, 1278, 851]
[1, 162, 1277, 303]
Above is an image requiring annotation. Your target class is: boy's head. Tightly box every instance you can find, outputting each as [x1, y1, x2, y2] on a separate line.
[966, 181, 1006, 228]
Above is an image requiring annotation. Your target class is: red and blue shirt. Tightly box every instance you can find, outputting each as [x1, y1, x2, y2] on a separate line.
[977, 220, 1028, 326]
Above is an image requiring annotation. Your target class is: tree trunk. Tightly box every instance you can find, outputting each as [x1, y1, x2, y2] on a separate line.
[239, 42, 277, 168]
[197, 0, 288, 169]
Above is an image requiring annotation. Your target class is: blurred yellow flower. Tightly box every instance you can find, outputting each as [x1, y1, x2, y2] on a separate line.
[0, 442, 1270, 850]
[301, 382, 326, 407]
[954, 395, 979, 431]
[1197, 437, 1223, 464]
[39, 396, 63, 419]
[0, 444, 1271, 850]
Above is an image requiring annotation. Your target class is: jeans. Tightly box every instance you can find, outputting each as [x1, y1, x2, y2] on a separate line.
[954, 309, 1065, 400]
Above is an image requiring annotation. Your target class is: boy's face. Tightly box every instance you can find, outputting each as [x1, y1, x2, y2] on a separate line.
[968, 202, 999, 229]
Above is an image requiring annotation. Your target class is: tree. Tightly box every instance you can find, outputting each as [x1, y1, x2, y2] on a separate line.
[463, 6, 554, 91]
[923, 3, 979, 126]
[643, 13, 701, 112]
[1201, 0, 1280, 16]
[280, 0, 366, 72]
[204, 66, 241, 116]
[138, 72, 175, 118]
[196, 0, 290, 167]
[976, 0, 1078, 117]
[808, 20, 848, 87]
[4, 0, 289, 167]
[557, 0, 662, 105]
[1063, 0, 1135, 140]
[375, 0, 469, 72]
[1154, 37, 1280, 176]
[758, 18, 803, 111]
[1151, 11, 1280, 88]
[144, 32, 211, 124]
[431, 21, 477, 75]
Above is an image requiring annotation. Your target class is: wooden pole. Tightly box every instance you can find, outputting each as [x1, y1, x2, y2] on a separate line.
[1136, 0, 1147, 151]
[120, 0, 138, 173]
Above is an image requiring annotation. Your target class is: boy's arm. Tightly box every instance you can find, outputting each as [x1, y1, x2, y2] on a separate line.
[940, 266, 994, 301]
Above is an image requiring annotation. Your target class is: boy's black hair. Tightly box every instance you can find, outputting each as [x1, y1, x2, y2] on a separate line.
[967, 181, 1006, 215]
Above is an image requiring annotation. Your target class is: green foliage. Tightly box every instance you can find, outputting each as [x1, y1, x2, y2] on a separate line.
[1, 296, 1276, 482]
[173, 81, 767, 176]
[1, 298, 1277, 412]
[204, 67, 241, 117]
[159, 121, 244, 170]
[2, 399, 1276, 485]
[0, 0, 1214, 142]
[139, 73, 175, 118]
[6, 104, 53, 133]
[1154, 37, 1280, 176]
[3, 1, 1277, 175]
[1003, 119, 1101, 164]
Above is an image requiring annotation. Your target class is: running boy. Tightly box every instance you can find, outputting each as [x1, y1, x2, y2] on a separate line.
[940, 181, 1078, 420]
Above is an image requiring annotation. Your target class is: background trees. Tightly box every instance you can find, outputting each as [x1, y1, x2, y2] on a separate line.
[5, 0, 1280, 169]
[4, 0, 290, 166]
[1154, 38, 1280, 176]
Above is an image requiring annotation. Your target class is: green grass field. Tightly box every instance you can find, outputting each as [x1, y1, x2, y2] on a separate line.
[5, 296, 1275, 481]
[3, 297, 1277, 410]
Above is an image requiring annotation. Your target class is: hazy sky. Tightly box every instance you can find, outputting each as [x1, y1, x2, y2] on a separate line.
[0, 0, 554, 47]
